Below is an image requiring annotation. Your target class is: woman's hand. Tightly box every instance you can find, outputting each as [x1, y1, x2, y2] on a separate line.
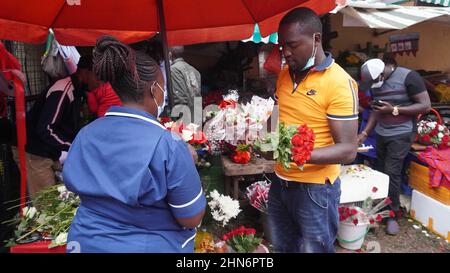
[187, 144, 198, 163]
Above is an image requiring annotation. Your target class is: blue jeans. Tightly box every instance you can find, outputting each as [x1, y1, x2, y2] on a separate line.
[267, 175, 341, 253]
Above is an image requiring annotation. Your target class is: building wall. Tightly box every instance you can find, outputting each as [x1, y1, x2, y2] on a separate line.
[330, 12, 450, 73]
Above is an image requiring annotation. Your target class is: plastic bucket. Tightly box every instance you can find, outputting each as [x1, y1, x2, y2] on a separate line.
[337, 221, 369, 250]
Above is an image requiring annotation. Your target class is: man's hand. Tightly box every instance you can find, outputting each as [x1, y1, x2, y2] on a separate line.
[357, 133, 368, 146]
[372, 100, 394, 114]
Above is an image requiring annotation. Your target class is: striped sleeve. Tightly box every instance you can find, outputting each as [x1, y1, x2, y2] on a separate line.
[166, 139, 206, 219]
[326, 78, 359, 121]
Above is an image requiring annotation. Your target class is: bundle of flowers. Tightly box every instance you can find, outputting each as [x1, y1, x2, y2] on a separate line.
[255, 122, 315, 171]
[204, 95, 274, 147]
[339, 187, 395, 226]
[229, 143, 252, 164]
[207, 190, 241, 227]
[4, 184, 80, 248]
[221, 226, 263, 253]
[246, 180, 271, 214]
[164, 121, 211, 167]
[417, 120, 449, 149]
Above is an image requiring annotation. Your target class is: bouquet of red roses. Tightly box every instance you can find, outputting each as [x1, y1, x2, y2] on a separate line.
[339, 187, 395, 226]
[229, 143, 252, 164]
[255, 122, 315, 170]
[221, 226, 262, 253]
[246, 180, 271, 214]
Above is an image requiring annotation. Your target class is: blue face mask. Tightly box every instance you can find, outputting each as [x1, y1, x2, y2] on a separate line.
[301, 34, 318, 71]
[152, 82, 165, 118]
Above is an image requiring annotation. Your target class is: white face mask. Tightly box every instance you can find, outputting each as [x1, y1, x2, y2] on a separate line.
[371, 80, 384, 89]
[301, 33, 318, 71]
[152, 82, 165, 117]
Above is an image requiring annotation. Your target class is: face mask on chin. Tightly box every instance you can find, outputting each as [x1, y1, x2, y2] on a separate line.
[300, 33, 318, 71]
[371, 77, 384, 89]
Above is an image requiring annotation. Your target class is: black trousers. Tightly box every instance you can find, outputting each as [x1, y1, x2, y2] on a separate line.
[376, 132, 414, 212]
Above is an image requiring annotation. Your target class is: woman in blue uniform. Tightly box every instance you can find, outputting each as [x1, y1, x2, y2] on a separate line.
[63, 36, 206, 253]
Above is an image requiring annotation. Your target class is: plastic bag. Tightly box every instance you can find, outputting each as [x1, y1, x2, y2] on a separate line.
[41, 38, 68, 80]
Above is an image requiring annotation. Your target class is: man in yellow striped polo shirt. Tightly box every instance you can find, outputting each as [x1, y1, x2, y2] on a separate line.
[268, 7, 358, 253]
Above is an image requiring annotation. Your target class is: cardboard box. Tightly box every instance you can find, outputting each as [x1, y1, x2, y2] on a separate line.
[410, 190, 450, 242]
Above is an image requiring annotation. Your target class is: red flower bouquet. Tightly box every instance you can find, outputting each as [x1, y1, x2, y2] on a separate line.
[222, 226, 262, 253]
[246, 180, 271, 214]
[229, 144, 251, 164]
[255, 122, 315, 170]
[339, 187, 395, 226]
[417, 120, 449, 149]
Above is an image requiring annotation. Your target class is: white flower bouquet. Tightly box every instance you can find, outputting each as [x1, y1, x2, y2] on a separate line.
[207, 190, 241, 227]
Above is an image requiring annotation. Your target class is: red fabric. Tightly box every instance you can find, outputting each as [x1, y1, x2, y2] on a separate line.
[0, 41, 22, 117]
[87, 82, 122, 117]
[0, 0, 335, 46]
[263, 47, 282, 75]
[358, 90, 371, 109]
[10, 241, 66, 253]
[418, 147, 450, 189]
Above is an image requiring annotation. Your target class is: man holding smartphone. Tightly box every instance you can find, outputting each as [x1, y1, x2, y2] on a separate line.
[358, 58, 431, 235]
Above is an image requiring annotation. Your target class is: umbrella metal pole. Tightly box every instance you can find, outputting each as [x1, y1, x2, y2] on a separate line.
[157, 0, 174, 112]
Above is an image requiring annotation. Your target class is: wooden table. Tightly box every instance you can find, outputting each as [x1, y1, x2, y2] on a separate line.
[221, 155, 275, 199]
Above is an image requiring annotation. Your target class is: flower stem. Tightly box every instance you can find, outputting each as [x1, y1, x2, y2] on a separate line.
[16, 206, 70, 242]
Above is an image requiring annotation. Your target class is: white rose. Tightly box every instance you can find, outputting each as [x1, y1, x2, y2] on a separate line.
[438, 133, 444, 139]
[418, 126, 423, 133]
[164, 121, 173, 129]
[181, 130, 193, 142]
[54, 232, 68, 245]
[57, 185, 67, 193]
[429, 122, 436, 129]
[22, 206, 29, 217]
[439, 125, 445, 131]
[186, 123, 199, 131]
[27, 207, 37, 219]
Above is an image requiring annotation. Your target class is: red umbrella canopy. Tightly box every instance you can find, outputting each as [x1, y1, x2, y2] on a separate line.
[0, 0, 336, 46]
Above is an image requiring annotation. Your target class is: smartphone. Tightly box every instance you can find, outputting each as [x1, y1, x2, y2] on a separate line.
[371, 100, 384, 107]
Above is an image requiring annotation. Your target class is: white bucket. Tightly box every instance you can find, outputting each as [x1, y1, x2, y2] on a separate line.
[337, 221, 369, 250]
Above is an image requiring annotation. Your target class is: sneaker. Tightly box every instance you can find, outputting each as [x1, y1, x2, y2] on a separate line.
[386, 219, 400, 235]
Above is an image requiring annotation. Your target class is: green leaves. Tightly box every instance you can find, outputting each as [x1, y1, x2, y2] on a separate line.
[254, 122, 299, 171]
[5, 184, 80, 247]
[229, 234, 262, 253]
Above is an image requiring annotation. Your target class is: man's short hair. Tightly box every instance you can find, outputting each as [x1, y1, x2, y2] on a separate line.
[279, 7, 322, 36]
[170, 46, 184, 59]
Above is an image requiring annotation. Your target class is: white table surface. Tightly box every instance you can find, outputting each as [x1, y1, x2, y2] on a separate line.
[339, 164, 389, 204]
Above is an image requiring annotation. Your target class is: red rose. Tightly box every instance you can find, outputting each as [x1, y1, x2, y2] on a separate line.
[190, 131, 207, 145]
[352, 218, 359, 226]
[375, 214, 383, 222]
[291, 134, 304, 147]
[339, 215, 346, 221]
[384, 197, 392, 205]
[430, 129, 438, 137]
[372, 186, 378, 193]
[222, 235, 229, 241]
[369, 219, 375, 225]
[443, 135, 449, 144]
[422, 134, 431, 142]
[350, 208, 358, 216]
[389, 210, 395, 218]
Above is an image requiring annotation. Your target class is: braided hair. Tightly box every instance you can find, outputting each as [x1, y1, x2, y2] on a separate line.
[93, 35, 160, 103]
